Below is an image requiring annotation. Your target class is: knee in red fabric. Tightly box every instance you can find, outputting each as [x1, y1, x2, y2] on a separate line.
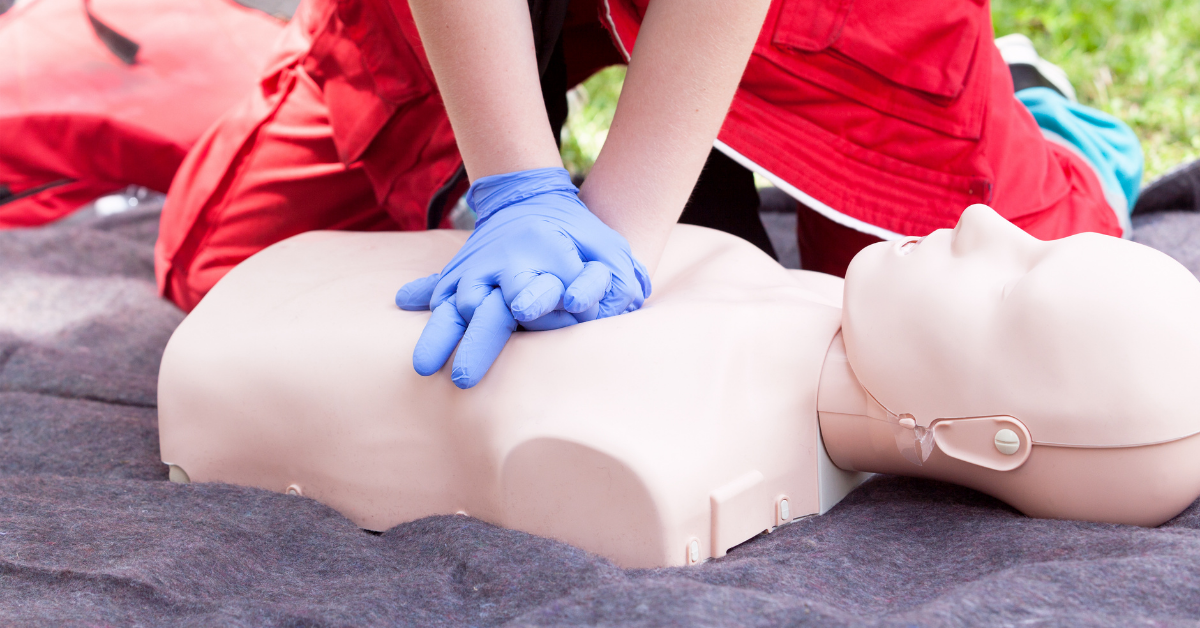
[157, 65, 393, 312]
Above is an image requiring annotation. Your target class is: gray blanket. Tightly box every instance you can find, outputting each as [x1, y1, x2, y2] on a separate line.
[2, 204, 1200, 627]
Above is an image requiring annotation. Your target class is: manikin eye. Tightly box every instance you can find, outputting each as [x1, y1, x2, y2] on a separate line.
[896, 237, 924, 256]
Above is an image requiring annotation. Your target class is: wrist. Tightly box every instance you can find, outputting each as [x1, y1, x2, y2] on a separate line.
[577, 178, 672, 278]
[465, 167, 579, 224]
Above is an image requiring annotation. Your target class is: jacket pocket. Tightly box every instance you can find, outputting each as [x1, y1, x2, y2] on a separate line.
[766, 0, 989, 139]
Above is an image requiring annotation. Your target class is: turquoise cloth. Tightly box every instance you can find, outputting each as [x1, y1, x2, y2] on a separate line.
[1017, 86, 1143, 214]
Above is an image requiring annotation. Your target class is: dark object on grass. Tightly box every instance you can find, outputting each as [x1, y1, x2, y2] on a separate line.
[1134, 159, 1200, 215]
[1009, 63, 1070, 99]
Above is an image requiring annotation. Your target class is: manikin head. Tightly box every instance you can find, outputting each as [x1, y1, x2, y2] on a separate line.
[839, 205, 1200, 525]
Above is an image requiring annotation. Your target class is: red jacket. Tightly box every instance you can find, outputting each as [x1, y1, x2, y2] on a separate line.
[309, 0, 1118, 240]
[601, 0, 1120, 239]
[8, 0, 1115, 240]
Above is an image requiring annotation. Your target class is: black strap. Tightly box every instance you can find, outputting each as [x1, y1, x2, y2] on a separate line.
[84, 0, 139, 65]
[0, 179, 75, 207]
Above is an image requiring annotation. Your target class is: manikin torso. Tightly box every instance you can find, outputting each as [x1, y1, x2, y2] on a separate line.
[158, 226, 870, 568]
[159, 215, 1200, 569]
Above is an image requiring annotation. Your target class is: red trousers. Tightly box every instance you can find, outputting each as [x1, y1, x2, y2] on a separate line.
[156, 0, 1117, 311]
[155, 0, 460, 311]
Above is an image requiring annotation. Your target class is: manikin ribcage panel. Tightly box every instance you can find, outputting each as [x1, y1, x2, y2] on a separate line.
[157, 225, 864, 567]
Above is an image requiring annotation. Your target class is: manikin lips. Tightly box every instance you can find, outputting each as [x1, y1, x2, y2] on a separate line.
[896, 236, 925, 256]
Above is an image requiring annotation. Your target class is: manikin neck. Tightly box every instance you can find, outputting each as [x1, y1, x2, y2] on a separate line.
[816, 330, 1026, 470]
[816, 328, 935, 468]
[816, 329, 871, 419]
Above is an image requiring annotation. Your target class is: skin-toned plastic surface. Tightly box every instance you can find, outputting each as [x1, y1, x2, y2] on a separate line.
[160, 205, 1200, 569]
[819, 204, 1200, 527]
[158, 225, 867, 568]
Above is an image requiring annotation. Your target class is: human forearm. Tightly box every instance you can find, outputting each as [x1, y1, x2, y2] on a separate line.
[400, 0, 651, 388]
[398, 0, 766, 387]
[406, 0, 562, 181]
[579, 0, 770, 274]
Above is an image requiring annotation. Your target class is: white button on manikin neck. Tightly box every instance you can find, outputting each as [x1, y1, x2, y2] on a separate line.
[687, 539, 700, 565]
[994, 429, 1020, 455]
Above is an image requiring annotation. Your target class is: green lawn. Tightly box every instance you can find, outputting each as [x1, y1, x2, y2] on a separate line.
[562, 1, 1199, 182]
[994, 0, 1199, 180]
[560, 65, 627, 180]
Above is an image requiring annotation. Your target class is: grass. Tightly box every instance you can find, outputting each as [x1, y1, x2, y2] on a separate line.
[560, 65, 626, 180]
[994, 0, 1200, 181]
[561, 1, 1199, 182]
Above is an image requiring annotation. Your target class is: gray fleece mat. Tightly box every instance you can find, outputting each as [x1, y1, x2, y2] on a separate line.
[3, 204, 1200, 627]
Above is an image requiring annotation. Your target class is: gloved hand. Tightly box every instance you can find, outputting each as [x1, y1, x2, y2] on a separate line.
[395, 167, 651, 389]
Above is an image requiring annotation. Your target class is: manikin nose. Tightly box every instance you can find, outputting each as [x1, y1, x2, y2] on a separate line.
[950, 204, 1040, 258]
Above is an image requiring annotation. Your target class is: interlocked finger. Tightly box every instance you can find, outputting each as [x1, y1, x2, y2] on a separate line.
[412, 296, 467, 376]
[450, 288, 517, 389]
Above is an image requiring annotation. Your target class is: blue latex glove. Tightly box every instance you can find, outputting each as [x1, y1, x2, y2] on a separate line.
[395, 167, 651, 389]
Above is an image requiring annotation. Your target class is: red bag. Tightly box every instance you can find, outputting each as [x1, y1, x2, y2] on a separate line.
[0, 0, 284, 227]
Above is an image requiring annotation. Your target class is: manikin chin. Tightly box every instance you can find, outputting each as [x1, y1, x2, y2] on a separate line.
[158, 204, 1200, 568]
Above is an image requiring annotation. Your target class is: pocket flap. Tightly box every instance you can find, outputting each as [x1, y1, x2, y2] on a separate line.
[835, 0, 984, 98]
[771, 0, 853, 52]
[772, 0, 985, 99]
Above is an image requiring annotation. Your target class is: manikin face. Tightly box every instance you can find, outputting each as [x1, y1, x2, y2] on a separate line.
[842, 204, 1200, 447]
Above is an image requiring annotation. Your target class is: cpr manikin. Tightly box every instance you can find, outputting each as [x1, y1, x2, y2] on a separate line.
[158, 205, 1200, 568]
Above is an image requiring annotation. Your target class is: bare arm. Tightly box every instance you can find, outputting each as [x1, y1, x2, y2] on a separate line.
[401, 0, 769, 386]
[581, 0, 770, 274]
[408, 0, 769, 275]
[406, 0, 562, 180]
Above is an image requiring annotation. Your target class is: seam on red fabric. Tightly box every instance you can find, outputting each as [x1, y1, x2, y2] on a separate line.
[722, 91, 987, 235]
[598, 0, 631, 61]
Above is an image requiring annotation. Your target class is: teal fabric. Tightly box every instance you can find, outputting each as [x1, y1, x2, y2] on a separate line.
[1017, 86, 1144, 213]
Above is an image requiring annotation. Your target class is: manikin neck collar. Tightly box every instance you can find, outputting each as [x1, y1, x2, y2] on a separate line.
[857, 386, 1032, 467]
[859, 386, 936, 465]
